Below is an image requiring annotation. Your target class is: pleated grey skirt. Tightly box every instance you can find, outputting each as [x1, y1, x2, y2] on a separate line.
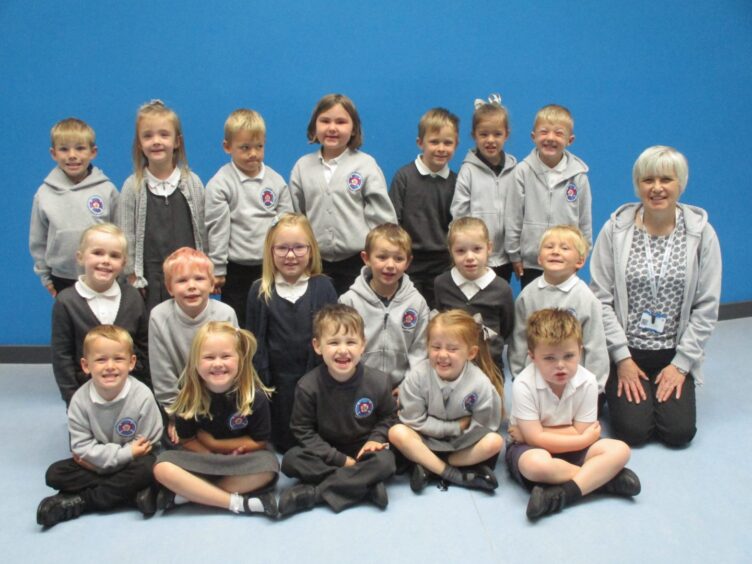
[157, 448, 279, 477]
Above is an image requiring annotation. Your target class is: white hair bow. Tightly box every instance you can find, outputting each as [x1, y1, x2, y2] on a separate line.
[473, 93, 503, 110]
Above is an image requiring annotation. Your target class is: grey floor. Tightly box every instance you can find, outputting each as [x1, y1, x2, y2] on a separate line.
[2, 318, 751, 564]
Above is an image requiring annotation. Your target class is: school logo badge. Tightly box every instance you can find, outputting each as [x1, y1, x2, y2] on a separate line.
[463, 392, 478, 411]
[228, 412, 249, 431]
[354, 397, 374, 418]
[347, 172, 364, 192]
[402, 308, 418, 330]
[115, 417, 137, 438]
[259, 187, 277, 209]
[566, 183, 578, 202]
[87, 195, 105, 216]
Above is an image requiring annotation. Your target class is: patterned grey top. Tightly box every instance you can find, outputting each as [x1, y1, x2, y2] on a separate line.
[626, 210, 687, 350]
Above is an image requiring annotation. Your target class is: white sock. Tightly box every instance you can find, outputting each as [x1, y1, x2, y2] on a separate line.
[245, 496, 264, 512]
[228, 492, 244, 514]
[174, 494, 190, 506]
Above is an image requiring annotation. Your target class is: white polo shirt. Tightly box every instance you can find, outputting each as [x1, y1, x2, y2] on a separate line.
[510, 362, 597, 427]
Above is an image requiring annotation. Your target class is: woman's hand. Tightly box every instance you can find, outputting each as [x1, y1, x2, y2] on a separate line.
[655, 365, 686, 402]
[616, 358, 648, 403]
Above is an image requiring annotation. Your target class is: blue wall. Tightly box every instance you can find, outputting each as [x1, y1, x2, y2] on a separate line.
[2, 1, 750, 345]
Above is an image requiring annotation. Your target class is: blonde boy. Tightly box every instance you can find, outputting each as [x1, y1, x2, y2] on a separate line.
[30, 118, 119, 295]
[38, 325, 162, 527]
[508, 226, 609, 393]
[205, 109, 294, 326]
[507, 309, 640, 520]
[505, 105, 592, 288]
[389, 108, 459, 307]
[339, 223, 429, 390]
[148, 248, 237, 419]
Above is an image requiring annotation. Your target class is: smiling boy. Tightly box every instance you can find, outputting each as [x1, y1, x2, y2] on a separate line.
[278, 304, 396, 516]
[205, 109, 293, 326]
[38, 325, 162, 527]
[505, 105, 592, 288]
[339, 223, 429, 390]
[30, 118, 119, 296]
[506, 309, 640, 520]
[389, 108, 459, 307]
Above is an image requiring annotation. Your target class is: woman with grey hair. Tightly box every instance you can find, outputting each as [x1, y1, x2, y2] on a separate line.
[590, 146, 721, 446]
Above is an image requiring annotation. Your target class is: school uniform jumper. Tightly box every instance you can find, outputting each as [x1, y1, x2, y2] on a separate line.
[433, 268, 514, 369]
[51, 282, 150, 405]
[339, 268, 429, 388]
[505, 149, 592, 272]
[389, 160, 456, 305]
[45, 377, 163, 510]
[157, 389, 279, 477]
[118, 170, 206, 309]
[398, 358, 502, 452]
[205, 162, 294, 325]
[245, 275, 338, 451]
[29, 166, 119, 288]
[450, 150, 517, 268]
[148, 299, 238, 410]
[281, 364, 396, 512]
[508, 274, 609, 391]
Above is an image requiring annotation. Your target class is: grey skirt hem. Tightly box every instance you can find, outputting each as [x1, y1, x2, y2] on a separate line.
[422, 427, 499, 453]
[157, 448, 280, 476]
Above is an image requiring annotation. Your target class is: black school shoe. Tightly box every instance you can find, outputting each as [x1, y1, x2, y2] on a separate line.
[135, 486, 157, 517]
[368, 482, 389, 509]
[155, 487, 176, 512]
[245, 491, 279, 519]
[526, 485, 567, 520]
[460, 465, 498, 491]
[410, 464, 429, 493]
[278, 484, 318, 517]
[599, 468, 641, 497]
[37, 493, 86, 528]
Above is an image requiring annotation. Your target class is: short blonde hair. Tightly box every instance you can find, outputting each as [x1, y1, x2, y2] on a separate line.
[83, 325, 134, 357]
[258, 213, 322, 302]
[418, 108, 459, 141]
[313, 304, 365, 341]
[526, 308, 583, 351]
[224, 109, 266, 143]
[162, 247, 214, 290]
[169, 322, 271, 419]
[632, 145, 689, 195]
[306, 93, 363, 150]
[78, 223, 128, 259]
[132, 99, 189, 187]
[539, 225, 589, 260]
[447, 217, 490, 249]
[533, 104, 574, 134]
[364, 223, 412, 257]
[51, 118, 96, 148]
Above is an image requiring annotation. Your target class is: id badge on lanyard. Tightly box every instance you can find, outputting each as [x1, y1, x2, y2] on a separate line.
[639, 217, 675, 335]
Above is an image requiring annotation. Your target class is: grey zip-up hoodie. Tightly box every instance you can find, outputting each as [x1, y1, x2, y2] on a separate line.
[451, 150, 517, 267]
[590, 203, 722, 384]
[339, 267, 429, 387]
[29, 166, 119, 285]
[505, 149, 592, 269]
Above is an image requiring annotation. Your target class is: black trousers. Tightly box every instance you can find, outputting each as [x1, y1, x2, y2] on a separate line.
[518, 267, 543, 290]
[281, 447, 395, 512]
[492, 263, 514, 284]
[322, 254, 364, 296]
[606, 348, 696, 447]
[45, 454, 157, 511]
[222, 261, 262, 328]
[50, 274, 76, 294]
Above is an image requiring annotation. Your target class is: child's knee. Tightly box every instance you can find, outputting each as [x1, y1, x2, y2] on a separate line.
[600, 438, 631, 465]
[481, 433, 504, 457]
[518, 450, 552, 481]
[387, 423, 412, 446]
[153, 461, 177, 482]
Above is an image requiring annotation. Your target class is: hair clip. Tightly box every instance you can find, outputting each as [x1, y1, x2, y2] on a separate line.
[472, 313, 498, 341]
[271, 214, 281, 227]
[474, 93, 503, 110]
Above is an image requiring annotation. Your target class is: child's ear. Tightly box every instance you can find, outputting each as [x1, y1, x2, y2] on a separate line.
[222, 139, 232, 154]
[468, 345, 479, 361]
[90, 145, 98, 159]
[311, 338, 322, 356]
[49, 147, 57, 161]
[360, 250, 369, 266]
[128, 354, 137, 372]
[80, 357, 91, 375]
[567, 133, 575, 146]
[76, 250, 84, 265]
[575, 254, 586, 269]
[416, 136, 424, 150]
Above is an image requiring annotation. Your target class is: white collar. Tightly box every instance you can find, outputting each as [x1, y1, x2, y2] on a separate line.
[414, 155, 450, 179]
[145, 166, 181, 189]
[174, 299, 210, 322]
[537, 273, 579, 292]
[274, 273, 310, 288]
[534, 150, 568, 172]
[231, 161, 265, 182]
[75, 276, 121, 299]
[450, 266, 495, 290]
[534, 364, 584, 399]
[90, 377, 131, 405]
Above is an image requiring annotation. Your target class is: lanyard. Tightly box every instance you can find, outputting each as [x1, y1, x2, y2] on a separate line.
[641, 213, 676, 306]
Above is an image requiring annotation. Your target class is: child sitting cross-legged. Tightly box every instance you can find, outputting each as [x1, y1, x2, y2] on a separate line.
[507, 308, 641, 521]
